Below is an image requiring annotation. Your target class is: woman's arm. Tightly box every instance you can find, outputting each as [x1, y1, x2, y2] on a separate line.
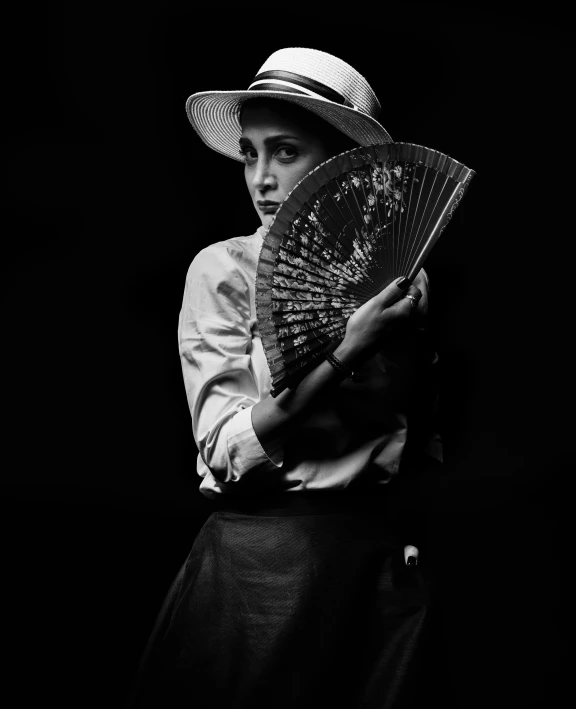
[179, 245, 270, 484]
[180, 244, 425, 484]
[251, 273, 425, 459]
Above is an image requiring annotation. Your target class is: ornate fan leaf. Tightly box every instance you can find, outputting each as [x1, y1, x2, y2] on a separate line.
[256, 143, 475, 396]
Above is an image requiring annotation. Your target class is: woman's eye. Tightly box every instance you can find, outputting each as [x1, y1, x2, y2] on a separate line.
[239, 148, 257, 165]
[276, 145, 297, 160]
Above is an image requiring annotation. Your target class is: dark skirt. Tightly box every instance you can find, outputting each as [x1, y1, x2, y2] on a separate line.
[129, 494, 433, 709]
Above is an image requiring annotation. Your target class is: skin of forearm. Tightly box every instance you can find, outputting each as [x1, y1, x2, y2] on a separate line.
[250, 336, 362, 457]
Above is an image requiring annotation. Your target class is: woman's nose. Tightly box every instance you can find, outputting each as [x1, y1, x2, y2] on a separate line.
[252, 159, 276, 192]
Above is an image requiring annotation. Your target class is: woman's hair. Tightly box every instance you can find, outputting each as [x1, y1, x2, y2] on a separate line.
[239, 97, 359, 159]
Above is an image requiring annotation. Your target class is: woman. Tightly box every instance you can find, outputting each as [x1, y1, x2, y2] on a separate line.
[130, 48, 442, 709]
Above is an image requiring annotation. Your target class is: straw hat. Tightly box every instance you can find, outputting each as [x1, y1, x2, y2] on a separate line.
[186, 47, 392, 161]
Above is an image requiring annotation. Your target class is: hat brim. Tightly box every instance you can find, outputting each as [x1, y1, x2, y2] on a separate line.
[185, 89, 393, 162]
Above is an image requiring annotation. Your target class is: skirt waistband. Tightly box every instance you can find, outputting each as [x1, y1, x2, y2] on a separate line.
[212, 490, 392, 517]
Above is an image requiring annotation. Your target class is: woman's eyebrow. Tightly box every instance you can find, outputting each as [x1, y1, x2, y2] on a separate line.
[239, 134, 301, 148]
[263, 134, 300, 144]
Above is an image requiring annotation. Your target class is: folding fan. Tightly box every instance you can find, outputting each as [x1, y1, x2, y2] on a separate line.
[256, 142, 475, 397]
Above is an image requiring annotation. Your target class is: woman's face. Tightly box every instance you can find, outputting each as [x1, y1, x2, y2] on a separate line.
[240, 103, 332, 229]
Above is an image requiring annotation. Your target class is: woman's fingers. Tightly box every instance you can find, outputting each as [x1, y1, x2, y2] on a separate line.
[403, 544, 419, 567]
[375, 278, 422, 312]
[342, 277, 424, 356]
[374, 277, 414, 308]
[384, 285, 422, 320]
[400, 286, 422, 312]
[412, 270, 429, 315]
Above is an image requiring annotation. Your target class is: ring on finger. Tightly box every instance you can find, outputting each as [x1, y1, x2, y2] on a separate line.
[404, 294, 419, 308]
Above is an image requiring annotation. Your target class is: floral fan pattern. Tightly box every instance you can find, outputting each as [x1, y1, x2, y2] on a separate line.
[256, 143, 475, 396]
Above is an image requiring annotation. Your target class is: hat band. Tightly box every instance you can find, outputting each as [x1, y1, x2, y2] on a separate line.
[248, 70, 357, 109]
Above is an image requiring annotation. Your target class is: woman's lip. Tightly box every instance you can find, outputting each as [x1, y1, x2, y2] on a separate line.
[258, 203, 279, 214]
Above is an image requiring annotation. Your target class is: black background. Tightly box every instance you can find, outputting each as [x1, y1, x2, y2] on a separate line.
[2, 6, 574, 707]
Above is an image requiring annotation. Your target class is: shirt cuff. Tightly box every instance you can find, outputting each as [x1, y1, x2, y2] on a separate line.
[226, 406, 283, 481]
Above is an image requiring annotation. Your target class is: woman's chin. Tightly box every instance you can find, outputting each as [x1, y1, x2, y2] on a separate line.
[260, 214, 275, 230]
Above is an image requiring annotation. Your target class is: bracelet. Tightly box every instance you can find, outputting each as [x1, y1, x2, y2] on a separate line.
[325, 352, 362, 382]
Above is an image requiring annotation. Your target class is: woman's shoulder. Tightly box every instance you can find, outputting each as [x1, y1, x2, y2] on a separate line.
[193, 230, 262, 265]
[186, 230, 264, 290]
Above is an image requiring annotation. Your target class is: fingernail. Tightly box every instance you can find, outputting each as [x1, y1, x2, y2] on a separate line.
[396, 277, 412, 290]
[406, 556, 417, 567]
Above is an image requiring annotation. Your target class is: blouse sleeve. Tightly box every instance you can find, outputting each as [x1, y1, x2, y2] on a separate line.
[178, 244, 281, 485]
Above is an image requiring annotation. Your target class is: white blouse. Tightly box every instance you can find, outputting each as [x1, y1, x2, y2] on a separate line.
[178, 227, 442, 498]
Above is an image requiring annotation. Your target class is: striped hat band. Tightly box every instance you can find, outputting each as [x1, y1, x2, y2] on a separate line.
[248, 70, 369, 114]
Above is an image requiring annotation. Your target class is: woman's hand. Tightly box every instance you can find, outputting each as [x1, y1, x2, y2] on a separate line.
[252, 272, 428, 459]
[335, 274, 425, 364]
